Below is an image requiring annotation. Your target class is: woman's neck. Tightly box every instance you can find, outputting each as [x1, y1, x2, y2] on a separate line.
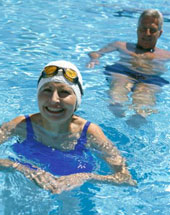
[35, 114, 79, 149]
[40, 116, 73, 135]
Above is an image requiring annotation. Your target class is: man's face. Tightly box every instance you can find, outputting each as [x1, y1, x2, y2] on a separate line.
[137, 16, 162, 49]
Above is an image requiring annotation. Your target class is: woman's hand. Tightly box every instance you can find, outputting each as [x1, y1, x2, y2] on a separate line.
[23, 169, 92, 194]
[0, 158, 136, 194]
[0, 159, 14, 169]
[0, 159, 91, 194]
[90, 172, 137, 186]
[13, 162, 92, 194]
[45, 173, 91, 194]
[105, 172, 137, 186]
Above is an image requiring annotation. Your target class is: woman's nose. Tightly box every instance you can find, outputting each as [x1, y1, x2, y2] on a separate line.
[50, 90, 60, 103]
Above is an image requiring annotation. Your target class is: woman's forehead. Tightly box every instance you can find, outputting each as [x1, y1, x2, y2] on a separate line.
[44, 82, 68, 87]
[41, 82, 74, 91]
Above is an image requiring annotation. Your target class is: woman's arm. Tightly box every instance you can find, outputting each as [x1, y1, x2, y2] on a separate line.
[0, 122, 136, 194]
[86, 123, 137, 186]
[31, 123, 136, 193]
[0, 158, 92, 194]
[0, 116, 26, 144]
[0, 149, 135, 195]
[0, 159, 61, 192]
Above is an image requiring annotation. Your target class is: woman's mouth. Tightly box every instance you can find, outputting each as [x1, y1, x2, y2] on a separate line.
[45, 107, 64, 114]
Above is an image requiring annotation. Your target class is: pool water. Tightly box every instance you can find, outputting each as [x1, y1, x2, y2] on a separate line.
[0, 0, 170, 214]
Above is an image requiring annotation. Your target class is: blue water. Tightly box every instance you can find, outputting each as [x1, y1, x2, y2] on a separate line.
[0, 0, 170, 214]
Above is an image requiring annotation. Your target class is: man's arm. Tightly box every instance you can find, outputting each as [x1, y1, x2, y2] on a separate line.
[87, 41, 121, 68]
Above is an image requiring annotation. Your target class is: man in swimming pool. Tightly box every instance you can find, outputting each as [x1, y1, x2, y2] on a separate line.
[87, 9, 170, 121]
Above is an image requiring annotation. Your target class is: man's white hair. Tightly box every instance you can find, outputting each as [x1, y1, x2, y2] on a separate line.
[138, 9, 164, 30]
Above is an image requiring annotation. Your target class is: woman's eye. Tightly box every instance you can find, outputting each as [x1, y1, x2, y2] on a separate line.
[59, 90, 71, 97]
[43, 88, 51, 92]
[60, 90, 70, 95]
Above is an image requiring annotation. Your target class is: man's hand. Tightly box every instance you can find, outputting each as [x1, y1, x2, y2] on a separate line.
[86, 59, 99, 68]
[86, 51, 101, 68]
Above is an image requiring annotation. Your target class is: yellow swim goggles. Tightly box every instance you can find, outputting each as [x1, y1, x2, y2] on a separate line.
[38, 66, 83, 95]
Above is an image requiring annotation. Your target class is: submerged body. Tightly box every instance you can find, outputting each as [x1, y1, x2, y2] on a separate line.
[105, 62, 169, 87]
[0, 60, 136, 194]
[12, 115, 94, 176]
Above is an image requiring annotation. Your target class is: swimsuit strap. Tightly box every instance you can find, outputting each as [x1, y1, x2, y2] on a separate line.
[75, 121, 91, 150]
[25, 115, 35, 140]
[24, 116, 91, 149]
[80, 121, 91, 139]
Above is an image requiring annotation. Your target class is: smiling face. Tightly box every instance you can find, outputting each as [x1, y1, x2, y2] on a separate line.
[38, 82, 77, 122]
[137, 16, 162, 50]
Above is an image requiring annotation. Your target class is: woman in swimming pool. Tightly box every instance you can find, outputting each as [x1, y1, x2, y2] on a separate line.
[0, 60, 136, 194]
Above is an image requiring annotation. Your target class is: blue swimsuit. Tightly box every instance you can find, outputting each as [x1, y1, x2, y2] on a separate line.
[12, 115, 94, 176]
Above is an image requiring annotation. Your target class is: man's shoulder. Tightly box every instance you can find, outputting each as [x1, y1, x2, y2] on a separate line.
[114, 41, 127, 47]
[115, 41, 136, 52]
[155, 48, 170, 59]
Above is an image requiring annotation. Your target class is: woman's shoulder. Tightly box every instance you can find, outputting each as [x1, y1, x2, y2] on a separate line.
[29, 113, 41, 124]
[71, 115, 87, 132]
[3, 113, 39, 132]
[73, 115, 104, 137]
[12, 113, 40, 137]
[84, 121, 109, 145]
[87, 123, 105, 136]
[10, 113, 39, 126]
[2, 115, 26, 128]
[0, 115, 28, 139]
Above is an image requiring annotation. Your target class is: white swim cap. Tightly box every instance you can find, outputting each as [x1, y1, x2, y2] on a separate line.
[37, 60, 83, 110]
